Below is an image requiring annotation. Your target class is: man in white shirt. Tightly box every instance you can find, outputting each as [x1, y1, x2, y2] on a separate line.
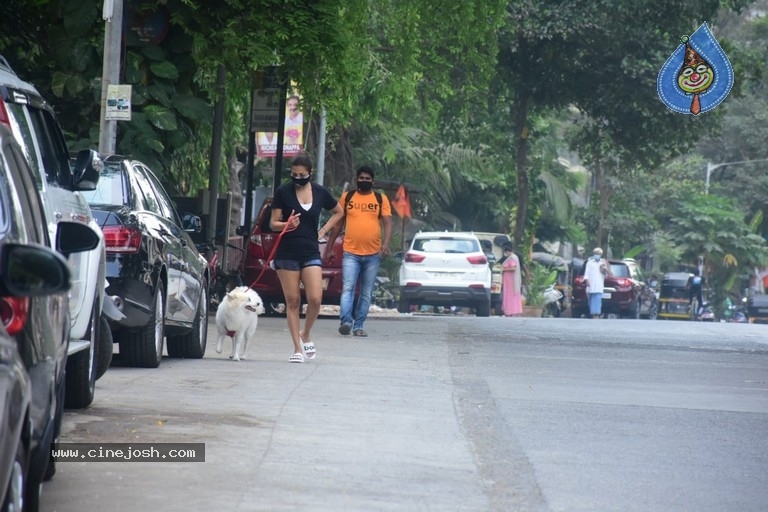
[583, 247, 610, 319]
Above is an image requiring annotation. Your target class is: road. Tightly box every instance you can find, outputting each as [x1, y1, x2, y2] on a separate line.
[41, 313, 768, 512]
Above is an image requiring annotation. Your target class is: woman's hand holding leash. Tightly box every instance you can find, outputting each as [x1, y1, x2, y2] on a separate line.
[284, 210, 300, 232]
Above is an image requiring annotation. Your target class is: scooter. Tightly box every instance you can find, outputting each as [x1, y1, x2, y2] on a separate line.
[694, 300, 715, 322]
[542, 283, 563, 318]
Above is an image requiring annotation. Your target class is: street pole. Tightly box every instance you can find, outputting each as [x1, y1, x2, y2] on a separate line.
[705, 158, 768, 195]
[98, 0, 123, 154]
[316, 107, 327, 185]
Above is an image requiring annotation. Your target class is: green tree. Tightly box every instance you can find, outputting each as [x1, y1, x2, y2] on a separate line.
[496, 0, 749, 254]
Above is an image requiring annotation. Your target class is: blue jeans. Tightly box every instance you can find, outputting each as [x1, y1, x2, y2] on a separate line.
[339, 252, 381, 330]
[588, 293, 603, 316]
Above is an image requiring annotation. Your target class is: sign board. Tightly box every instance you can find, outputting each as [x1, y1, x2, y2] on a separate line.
[250, 67, 283, 132]
[105, 84, 132, 121]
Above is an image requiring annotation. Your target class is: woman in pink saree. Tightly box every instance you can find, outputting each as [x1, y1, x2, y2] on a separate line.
[501, 244, 523, 316]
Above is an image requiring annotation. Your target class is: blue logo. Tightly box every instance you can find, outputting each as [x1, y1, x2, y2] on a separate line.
[657, 22, 733, 115]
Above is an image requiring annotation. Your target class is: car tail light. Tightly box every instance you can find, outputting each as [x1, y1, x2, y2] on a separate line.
[469, 284, 486, 289]
[466, 255, 487, 265]
[103, 226, 141, 253]
[404, 252, 425, 263]
[404, 282, 422, 287]
[0, 296, 30, 335]
[0, 98, 9, 127]
[613, 277, 633, 292]
[249, 234, 263, 246]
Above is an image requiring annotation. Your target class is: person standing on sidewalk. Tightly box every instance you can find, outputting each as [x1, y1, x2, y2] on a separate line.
[325, 166, 392, 337]
[271, 152, 344, 362]
[583, 247, 610, 319]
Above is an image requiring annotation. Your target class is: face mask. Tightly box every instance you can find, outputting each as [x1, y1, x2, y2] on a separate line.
[594, 255, 601, 261]
[292, 175, 311, 187]
[357, 181, 373, 192]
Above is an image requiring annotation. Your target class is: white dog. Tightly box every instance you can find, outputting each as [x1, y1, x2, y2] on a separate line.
[215, 286, 265, 361]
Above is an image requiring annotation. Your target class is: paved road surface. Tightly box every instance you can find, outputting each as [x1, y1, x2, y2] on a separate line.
[40, 314, 768, 511]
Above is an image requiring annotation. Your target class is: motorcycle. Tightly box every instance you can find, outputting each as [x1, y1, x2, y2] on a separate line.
[542, 283, 563, 318]
[722, 296, 748, 323]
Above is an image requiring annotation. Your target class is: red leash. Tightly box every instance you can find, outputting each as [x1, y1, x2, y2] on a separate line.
[248, 210, 299, 289]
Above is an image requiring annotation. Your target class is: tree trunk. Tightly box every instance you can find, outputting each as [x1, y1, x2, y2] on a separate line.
[513, 89, 530, 251]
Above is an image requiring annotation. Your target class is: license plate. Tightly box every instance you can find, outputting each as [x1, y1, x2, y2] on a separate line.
[431, 272, 459, 279]
[602, 292, 612, 299]
[299, 278, 329, 290]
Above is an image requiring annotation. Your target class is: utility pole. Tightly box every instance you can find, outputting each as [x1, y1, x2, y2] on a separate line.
[705, 158, 768, 194]
[206, 65, 226, 242]
[98, 0, 123, 154]
[316, 108, 327, 185]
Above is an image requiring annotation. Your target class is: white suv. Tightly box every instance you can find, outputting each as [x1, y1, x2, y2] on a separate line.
[397, 231, 492, 316]
[1, 56, 111, 409]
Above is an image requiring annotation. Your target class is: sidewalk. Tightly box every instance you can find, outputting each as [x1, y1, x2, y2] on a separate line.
[43, 314, 490, 512]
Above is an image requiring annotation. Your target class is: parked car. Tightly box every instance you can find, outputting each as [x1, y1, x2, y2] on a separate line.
[0, 55, 111, 409]
[0, 122, 99, 511]
[571, 257, 658, 319]
[397, 231, 492, 316]
[0, 319, 30, 512]
[81, 155, 210, 367]
[239, 197, 345, 316]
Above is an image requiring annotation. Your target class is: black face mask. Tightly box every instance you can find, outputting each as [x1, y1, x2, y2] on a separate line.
[357, 181, 373, 192]
[292, 175, 311, 187]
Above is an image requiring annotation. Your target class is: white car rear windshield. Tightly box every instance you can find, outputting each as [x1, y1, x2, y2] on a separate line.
[413, 237, 480, 254]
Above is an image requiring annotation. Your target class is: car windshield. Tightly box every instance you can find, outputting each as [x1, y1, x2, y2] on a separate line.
[413, 237, 479, 253]
[80, 163, 126, 206]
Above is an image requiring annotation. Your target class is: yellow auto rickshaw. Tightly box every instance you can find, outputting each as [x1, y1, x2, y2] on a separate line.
[658, 272, 693, 320]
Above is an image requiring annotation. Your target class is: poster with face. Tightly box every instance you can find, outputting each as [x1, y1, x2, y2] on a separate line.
[257, 92, 303, 158]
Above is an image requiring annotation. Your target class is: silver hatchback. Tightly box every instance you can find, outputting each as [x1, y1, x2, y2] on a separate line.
[397, 231, 492, 316]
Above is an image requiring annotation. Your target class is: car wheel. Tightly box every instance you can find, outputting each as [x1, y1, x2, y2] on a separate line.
[95, 315, 113, 380]
[397, 296, 410, 314]
[2, 441, 26, 512]
[475, 299, 491, 317]
[120, 281, 165, 368]
[64, 302, 99, 409]
[168, 283, 208, 359]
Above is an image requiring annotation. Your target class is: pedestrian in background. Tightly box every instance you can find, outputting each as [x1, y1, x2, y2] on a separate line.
[687, 268, 705, 314]
[500, 243, 523, 316]
[583, 247, 610, 319]
[325, 165, 392, 337]
[270, 152, 344, 362]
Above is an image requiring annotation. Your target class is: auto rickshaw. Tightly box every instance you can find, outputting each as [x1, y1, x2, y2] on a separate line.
[658, 272, 693, 320]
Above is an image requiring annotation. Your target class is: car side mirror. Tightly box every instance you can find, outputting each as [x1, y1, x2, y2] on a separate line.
[0, 243, 71, 296]
[71, 149, 102, 191]
[56, 221, 100, 256]
[182, 213, 202, 233]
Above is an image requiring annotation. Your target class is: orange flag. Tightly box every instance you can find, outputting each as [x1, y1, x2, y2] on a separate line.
[391, 184, 412, 218]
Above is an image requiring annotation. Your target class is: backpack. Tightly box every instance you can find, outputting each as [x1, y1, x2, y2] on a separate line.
[345, 189, 385, 219]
